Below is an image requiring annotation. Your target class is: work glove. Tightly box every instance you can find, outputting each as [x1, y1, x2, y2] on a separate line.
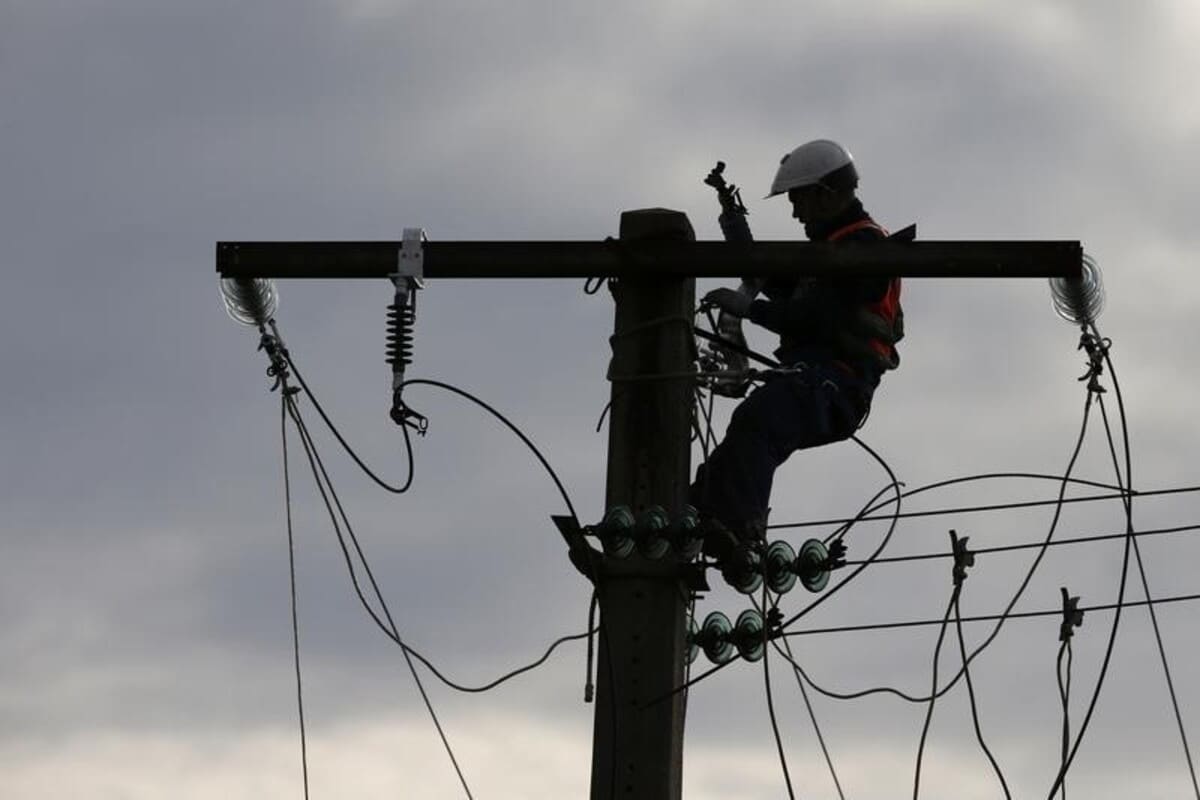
[703, 288, 752, 318]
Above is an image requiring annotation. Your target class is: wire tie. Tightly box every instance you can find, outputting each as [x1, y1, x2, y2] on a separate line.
[1059, 587, 1084, 642]
[949, 529, 974, 587]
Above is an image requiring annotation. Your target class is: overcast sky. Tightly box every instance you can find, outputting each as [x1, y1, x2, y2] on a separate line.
[3, 1, 1200, 798]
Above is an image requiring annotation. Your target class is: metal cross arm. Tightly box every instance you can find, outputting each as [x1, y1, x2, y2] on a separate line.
[215, 239, 1082, 280]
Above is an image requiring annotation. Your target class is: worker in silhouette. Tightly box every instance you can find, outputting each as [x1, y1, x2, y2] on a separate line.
[692, 140, 904, 559]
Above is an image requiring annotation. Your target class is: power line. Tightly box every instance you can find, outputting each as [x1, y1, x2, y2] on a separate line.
[285, 393, 475, 799]
[761, 586, 796, 800]
[844, 522, 1200, 566]
[280, 399, 310, 800]
[403, 629, 595, 694]
[911, 591, 955, 800]
[285, 353, 416, 494]
[781, 590, 1200, 638]
[1045, 330, 1143, 799]
[954, 594, 1011, 799]
[768, 484, 1198, 531]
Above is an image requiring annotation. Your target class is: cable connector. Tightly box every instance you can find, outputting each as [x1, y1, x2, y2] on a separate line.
[949, 529, 974, 587]
[257, 322, 299, 395]
[1077, 330, 1111, 395]
[1059, 587, 1084, 642]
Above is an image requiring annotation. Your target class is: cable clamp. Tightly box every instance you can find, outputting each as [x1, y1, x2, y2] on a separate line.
[1077, 330, 1111, 395]
[257, 325, 297, 394]
[390, 392, 428, 435]
[949, 529, 974, 587]
[824, 538, 848, 571]
[396, 227, 426, 280]
[1059, 587, 1084, 642]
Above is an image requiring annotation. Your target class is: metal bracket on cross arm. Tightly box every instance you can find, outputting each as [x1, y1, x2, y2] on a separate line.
[397, 227, 426, 280]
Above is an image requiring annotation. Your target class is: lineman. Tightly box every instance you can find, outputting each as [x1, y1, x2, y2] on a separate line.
[692, 139, 904, 559]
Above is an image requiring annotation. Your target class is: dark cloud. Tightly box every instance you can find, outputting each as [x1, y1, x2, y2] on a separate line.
[2, 1, 1199, 797]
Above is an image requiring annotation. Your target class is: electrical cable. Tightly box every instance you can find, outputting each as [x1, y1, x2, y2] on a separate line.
[284, 352, 415, 494]
[400, 378, 578, 520]
[778, 435, 905, 633]
[755, 592, 847, 800]
[405, 629, 596, 695]
[776, 636, 847, 800]
[1044, 333, 1136, 799]
[843, 522, 1200, 566]
[285, 394, 475, 799]
[767, 484, 1197, 531]
[1048, 336, 1200, 799]
[953, 594, 1011, 799]
[822, 391, 1096, 707]
[639, 434, 908, 711]
[911, 591, 956, 800]
[1097, 388, 1200, 799]
[1056, 640, 1072, 800]
[280, 400, 310, 800]
[778, 591, 1200, 638]
[825, 479, 906, 546]
[760, 584, 797, 800]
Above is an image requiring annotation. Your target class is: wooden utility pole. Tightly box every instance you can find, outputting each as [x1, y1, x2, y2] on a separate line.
[589, 209, 696, 799]
[216, 214, 1081, 800]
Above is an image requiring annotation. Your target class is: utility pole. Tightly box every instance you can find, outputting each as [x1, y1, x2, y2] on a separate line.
[216, 215, 1080, 800]
[589, 209, 696, 799]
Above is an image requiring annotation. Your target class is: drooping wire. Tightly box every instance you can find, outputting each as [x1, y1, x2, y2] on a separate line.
[778, 435, 905, 633]
[912, 591, 956, 799]
[761, 583, 796, 800]
[1047, 334, 1200, 799]
[405, 629, 595, 694]
[812, 391, 1096, 707]
[755, 591, 847, 800]
[284, 352, 415, 494]
[844, 522, 1200, 566]
[642, 434, 908, 710]
[400, 378, 578, 520]
[776, 635, 847, 799]
[284, 394, 474, 799]
[280, 399, 310, 800]
[767, 484, 1199, 531]
[777, 591, 1200, 638]
[953, 593, 1011, 799]
[1043, 332, 1136, 799]
[1098, 361, 1199, 799]
[1056, 639, 1073, 800]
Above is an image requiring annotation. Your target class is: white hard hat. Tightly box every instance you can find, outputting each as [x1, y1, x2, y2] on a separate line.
[765, 139, 857, 198]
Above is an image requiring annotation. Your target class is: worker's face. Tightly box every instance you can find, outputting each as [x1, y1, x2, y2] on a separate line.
[788, 185, 829, 225]
[789, 184, 848, 227]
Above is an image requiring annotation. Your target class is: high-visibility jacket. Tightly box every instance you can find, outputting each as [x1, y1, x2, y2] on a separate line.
[827, 219, 903, 372]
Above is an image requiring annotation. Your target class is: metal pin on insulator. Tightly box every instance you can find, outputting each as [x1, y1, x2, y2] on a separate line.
[670, 505, 704, 561]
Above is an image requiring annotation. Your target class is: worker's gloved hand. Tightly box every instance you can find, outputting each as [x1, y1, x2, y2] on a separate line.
[703, 288, 752, 318]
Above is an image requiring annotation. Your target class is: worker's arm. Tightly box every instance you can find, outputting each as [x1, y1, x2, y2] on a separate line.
[747, 277, 888, 337]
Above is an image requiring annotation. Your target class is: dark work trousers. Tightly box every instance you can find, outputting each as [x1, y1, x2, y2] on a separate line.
[690, 362, 871, 535]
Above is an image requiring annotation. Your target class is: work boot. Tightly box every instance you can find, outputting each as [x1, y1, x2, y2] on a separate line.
[701, 516, 766, 564]
[700, 518, 739, 563]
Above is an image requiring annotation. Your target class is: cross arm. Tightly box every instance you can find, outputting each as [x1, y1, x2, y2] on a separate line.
[215, 240, 1081, 280]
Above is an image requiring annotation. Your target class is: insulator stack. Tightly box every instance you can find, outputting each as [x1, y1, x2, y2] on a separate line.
[584, 505, 702, 560]
[386, 292, 416, 370]
[717, 537, 838, 595]
[1049, 252, 1104, 326]
[220, 278, 278, 327]
[686, 609, 769, 665]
